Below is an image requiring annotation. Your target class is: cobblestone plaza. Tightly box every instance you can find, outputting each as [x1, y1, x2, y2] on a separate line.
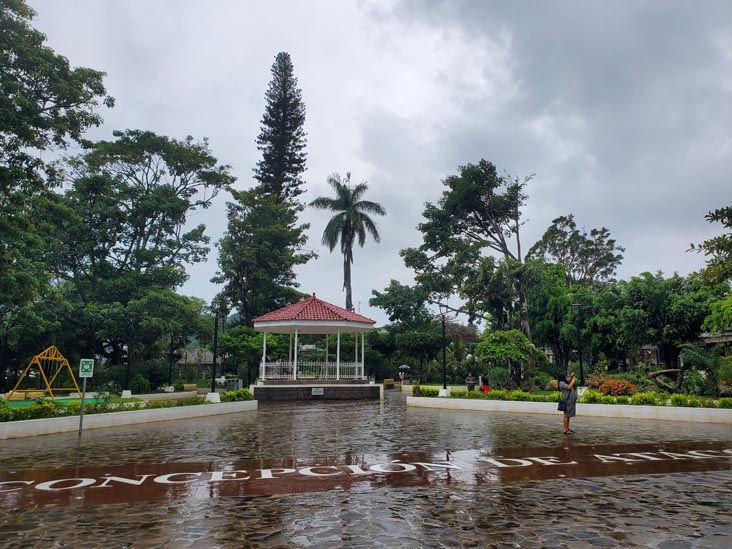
[1, 391, 731, 548]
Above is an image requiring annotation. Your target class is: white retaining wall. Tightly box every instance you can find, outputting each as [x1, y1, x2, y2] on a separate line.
[406, 397, 732, 424]
[0, 401, 258, 440]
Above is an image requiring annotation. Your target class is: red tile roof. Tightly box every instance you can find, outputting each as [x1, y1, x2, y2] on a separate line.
[253, 295, 376, 324]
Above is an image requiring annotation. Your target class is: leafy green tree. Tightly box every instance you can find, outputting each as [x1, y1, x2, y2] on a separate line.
[218, 325, 278, 384]
[42, 129, 233, 385]
[215, 189, 314, 323]
[528, 214, 625, 285]
[254, 52, 307, 203]
[1, 0, 112, 312]
[690, 206, 732, 284]
[474, 329, 544, 388]
[615, 272, 728, 369]
[402, 160, 534, 338]
[526, 262, 574, 368]
[703, 295, 732, 333]
[310, 172, 386, 311]
[48, 129, 233, 300]
[369, 280, 431, 329]
[395, 330, 442, 377]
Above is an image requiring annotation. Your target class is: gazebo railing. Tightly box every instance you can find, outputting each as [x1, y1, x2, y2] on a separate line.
[263, 360, 362, 380]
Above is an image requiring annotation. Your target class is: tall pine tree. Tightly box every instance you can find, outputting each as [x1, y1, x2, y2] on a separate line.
[215, 51, 313, 323]
[254, 52, 307, 203]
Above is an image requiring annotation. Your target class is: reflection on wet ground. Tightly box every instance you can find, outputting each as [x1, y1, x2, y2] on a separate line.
[1, 391, 731, 547]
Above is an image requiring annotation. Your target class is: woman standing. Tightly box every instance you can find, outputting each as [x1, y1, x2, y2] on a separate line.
[558, 372, 577, 434]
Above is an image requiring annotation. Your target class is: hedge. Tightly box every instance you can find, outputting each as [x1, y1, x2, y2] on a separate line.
[411, 386, 732, 409]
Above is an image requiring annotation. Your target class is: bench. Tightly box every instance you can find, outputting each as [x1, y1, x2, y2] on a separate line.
[183, 384, 198, 391]
[383, 378, 395, 389]
[6, 391, 45, 400]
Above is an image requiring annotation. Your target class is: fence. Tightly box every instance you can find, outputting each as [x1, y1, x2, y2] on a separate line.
[263, 361, 363, 380]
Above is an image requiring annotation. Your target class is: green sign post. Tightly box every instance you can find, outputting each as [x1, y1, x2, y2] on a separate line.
[78, 359, 94, 437]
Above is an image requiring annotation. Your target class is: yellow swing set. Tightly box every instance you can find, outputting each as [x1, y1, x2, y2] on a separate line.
[5, 346, 81, 401]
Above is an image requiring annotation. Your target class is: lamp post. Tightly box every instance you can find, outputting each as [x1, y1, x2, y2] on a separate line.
[571, 303, 586, 386]
[439, 303, 448, 397]
[210, 296, 225, 394]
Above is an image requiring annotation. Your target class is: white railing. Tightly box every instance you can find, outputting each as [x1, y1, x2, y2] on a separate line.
[262, 361, 363, 380]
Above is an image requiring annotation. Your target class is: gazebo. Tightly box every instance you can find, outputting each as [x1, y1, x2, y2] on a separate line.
[253, 294, 376, 382]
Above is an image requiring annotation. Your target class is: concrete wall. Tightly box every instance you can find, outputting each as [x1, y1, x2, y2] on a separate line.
[0, 401, 257, 440]
[406, 397, 732, 424]
[253, 384, 382, 401]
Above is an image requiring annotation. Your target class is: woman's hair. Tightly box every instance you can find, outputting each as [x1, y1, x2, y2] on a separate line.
[558, 373, 567, 384]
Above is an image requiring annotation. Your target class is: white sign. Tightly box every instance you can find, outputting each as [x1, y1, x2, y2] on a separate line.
[311, 388, 324, 396]
[79, 359, 94, 378]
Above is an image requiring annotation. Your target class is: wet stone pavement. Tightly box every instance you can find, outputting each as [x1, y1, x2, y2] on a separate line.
[1, 390, 731, 548]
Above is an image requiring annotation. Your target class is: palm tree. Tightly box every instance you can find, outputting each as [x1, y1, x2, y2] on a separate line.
[310, 172, 386, 311]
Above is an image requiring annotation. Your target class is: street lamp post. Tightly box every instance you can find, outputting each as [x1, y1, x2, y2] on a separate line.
[211, 309, 219, 394]
[210, 296, 226, 394]
[439, 303, 448, 397]
[571, 303, 586, 386]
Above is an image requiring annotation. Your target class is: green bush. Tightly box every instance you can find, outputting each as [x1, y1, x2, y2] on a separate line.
[582, 390, 604, 404]
[600, 395, 617, 405]
[719, 398, 732, 409]
[129, 374, 151, 394]
[488, 367, 510, 389]
[220, 388, 253, 402]
[0, 399, 13, 422]
[12, 400, 64, 421]
[145, 399, 174, 409]
[631, 392, 660, 406]
[615, 396, 630, 405]
[420, 387, 440, 397]
[508, 390, 533, 401]
[174, 396, 207, 406]
[486, 389, 509, 400]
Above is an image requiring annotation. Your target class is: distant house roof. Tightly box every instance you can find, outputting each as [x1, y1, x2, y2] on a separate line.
[253, 294, 376, 334]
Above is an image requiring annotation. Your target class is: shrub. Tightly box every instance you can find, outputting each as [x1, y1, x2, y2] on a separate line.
[600, 395, 617, 404]
[488, 367, 510, 389]
[220, 388, 253, 402]
[615, 396, 630, 405]
[530, 373, 552, 392]
[508, 390, 533, 401]
[145, 399, 174, 409]
[598, 379, 637, 396]
[719, 398, 732, 409]
[486, 389, 509, 400]
[631, 392, 659, 406]
[175, 396, 207, 406]
[12, 400, 63, 421]
[545, 379, 558, 391]
[585, 374, 606, 389]
[420, 387, 440, 397]
[582, 390, 604, 404]
[129, 374, 151, 394]
[0, 399, 13, 422]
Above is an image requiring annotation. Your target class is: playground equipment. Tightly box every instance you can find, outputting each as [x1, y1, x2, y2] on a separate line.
[5, 346, 81, 401]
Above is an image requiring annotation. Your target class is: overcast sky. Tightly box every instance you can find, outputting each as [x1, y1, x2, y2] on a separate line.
[29, 0, 732, 326]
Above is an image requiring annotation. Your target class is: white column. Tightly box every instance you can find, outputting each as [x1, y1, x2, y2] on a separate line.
[361, 332, 365, 380]
[293, 328, 299, 380]
[336, 331, 341, 381]
[261, 331, 267, 381]
[289, 334, 293, 363]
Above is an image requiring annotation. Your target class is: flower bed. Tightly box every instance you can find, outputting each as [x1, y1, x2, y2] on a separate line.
[411, 386, 732, 409]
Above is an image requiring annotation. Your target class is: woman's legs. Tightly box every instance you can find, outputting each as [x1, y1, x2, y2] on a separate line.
[563, 416, 570, 433]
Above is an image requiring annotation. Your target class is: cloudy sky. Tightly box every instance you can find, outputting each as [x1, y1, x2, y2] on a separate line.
[28, 0, 732, 325]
